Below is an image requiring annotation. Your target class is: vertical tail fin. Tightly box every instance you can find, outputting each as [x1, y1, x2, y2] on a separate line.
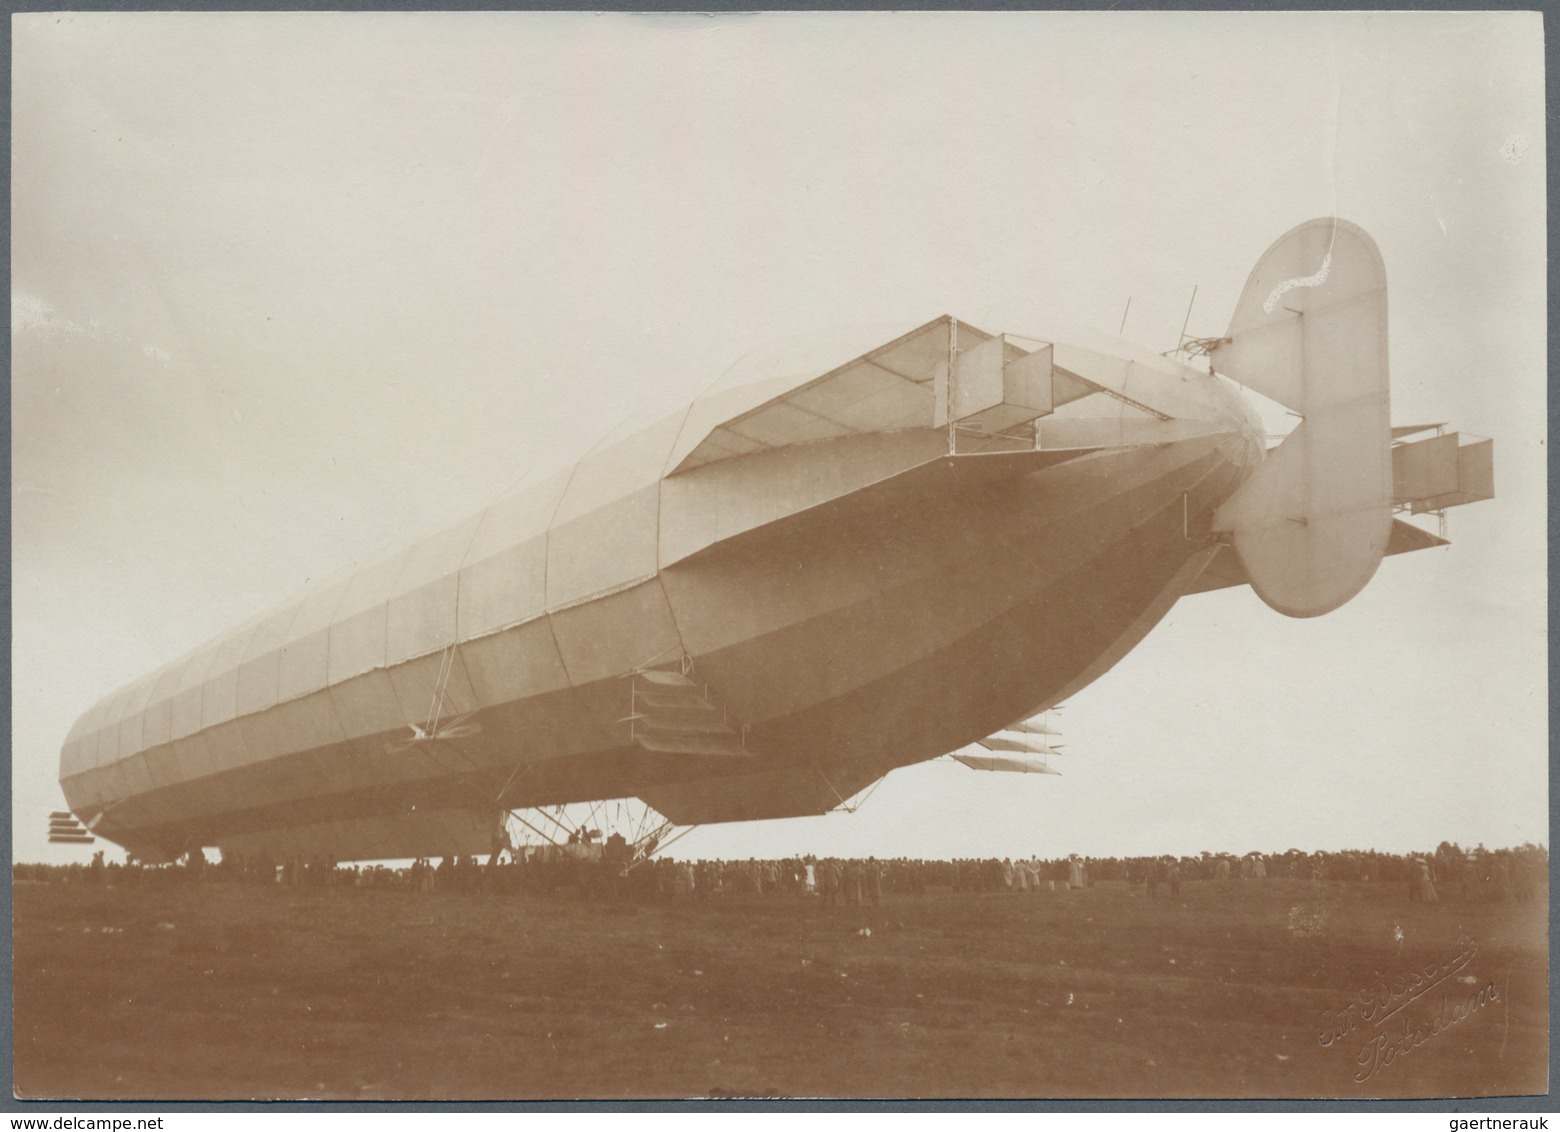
[1209, 218, 1393, 618]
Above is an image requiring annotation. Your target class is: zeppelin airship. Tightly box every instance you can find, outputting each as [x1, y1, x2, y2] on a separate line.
[56, 219, 1494, 865]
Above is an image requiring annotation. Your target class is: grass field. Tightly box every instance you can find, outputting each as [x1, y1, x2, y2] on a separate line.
[12, 876, 1548, 1101]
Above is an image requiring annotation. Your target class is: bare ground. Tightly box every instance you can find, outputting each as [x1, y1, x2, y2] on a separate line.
[12, 877, 1548, 1101]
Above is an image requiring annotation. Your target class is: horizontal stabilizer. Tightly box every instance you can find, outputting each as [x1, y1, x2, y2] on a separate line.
[1393, 432, 1494, 514]
[636, 670, 698, 687]
[47, 811, 92, 844]
[934, 332, 1056, 433]
[628, 672, 748, 758]
[1005, 719, 1060, 736]
[953, 752, 1061, 775]
[1186, 518, 1448, 596]
[979, 734, 1063, 755]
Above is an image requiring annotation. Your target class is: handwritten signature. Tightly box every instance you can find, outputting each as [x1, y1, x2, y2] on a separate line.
[1349, 981, 1501, 1082]
[1316, 934, 1500, 1082]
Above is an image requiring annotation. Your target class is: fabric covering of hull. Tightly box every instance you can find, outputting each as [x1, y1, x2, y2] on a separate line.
[74, 288, 1458, 861]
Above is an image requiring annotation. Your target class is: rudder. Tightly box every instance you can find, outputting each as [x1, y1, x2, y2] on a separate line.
[1209, 218, 1393, 618]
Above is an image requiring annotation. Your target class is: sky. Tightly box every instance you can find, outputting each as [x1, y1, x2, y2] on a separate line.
[11, 11, 1547, 865]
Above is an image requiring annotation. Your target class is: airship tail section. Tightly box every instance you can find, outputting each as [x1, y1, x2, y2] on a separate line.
[1210, 218, 1393, 618]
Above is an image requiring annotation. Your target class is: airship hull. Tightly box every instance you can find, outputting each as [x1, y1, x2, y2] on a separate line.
[58, 224, 1494, 863]
[65, 414, 1258, 861]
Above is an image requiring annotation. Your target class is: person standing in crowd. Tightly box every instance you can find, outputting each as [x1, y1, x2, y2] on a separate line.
[1485, 848, 1510, 904]
[1067, 855, 1084, 890]
[821, 859, 841, 907]
[844, 858, 864, 905]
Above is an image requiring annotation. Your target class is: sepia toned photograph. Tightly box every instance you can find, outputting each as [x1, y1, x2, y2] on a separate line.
[10, 10, 1547, 1102]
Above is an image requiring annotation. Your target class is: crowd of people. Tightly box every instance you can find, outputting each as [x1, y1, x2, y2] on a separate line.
[15, 841, 1546, 905]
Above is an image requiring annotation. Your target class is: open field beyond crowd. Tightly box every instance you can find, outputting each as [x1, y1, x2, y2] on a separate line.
[13, 876, 1547, 1101]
